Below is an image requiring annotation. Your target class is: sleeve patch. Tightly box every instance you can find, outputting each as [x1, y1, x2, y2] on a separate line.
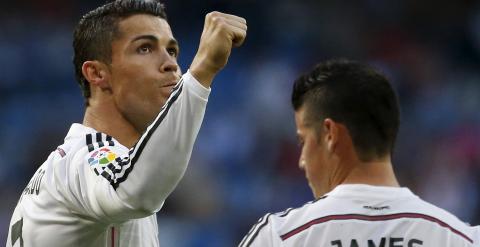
[87, 148, 117, 167]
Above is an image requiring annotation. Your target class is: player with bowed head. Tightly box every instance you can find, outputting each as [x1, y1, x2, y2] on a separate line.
[7, 0, 246, 246]
[239, 59, 479, 247]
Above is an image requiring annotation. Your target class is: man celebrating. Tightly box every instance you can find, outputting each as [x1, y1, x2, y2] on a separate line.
[239, 59, 479, 247]
[7, 0, 246, 246]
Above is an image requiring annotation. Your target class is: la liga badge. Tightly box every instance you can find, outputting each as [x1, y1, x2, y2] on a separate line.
[88, 148, 117, 166]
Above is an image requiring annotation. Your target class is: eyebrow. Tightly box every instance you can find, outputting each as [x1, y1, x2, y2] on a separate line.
[131, 34, 158, 43]
[131, 34, 179, 48]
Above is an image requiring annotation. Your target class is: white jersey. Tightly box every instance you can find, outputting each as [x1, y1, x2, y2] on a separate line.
[240, 184, 480, 247]
[7, 71, 210, 247]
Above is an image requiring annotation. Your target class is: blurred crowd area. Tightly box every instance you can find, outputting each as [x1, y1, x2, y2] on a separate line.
[1, 0, 480, 246]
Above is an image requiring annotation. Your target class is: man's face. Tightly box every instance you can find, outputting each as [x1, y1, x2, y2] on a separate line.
[108, 14, 180, 131]
[294, 106, 331, 198]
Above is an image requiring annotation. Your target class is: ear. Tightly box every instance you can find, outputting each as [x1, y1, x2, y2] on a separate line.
[81, 61, 111, 91]
[323, 118, 338, 154]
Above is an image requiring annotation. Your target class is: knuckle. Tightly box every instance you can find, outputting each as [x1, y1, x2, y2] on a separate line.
[210, 11, 220, 17]
[212, 16, 224, 25]
[206, 11, 217, 20]
[217, 21, 226, 28]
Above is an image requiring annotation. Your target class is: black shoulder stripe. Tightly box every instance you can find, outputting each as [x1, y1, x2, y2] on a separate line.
[278, 207, 294, 218]
[101, 171, 113, 182]
[107, 163, 122, 173]
[96, 132, 102, 142]
[109, 80, 184, 189]
[86, 133, 116, 153]
[240, 216, 265, 244]
[86, 134, 93, 145]
[239, 196, 329, 246]
[86, 134, 93, 151]
[239, 213, 272, 247]
[278, 196, 327, 218]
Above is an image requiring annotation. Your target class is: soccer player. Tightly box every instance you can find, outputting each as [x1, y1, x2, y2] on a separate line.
[7, 0, 246, 246]
[239, 59, 479, 247]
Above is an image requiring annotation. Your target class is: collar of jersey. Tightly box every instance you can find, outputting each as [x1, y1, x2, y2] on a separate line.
[325, 184, 417, 200]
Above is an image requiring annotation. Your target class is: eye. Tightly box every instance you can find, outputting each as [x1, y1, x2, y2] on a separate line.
[167, 47, 178, 57]
[137, 44, 153, 54]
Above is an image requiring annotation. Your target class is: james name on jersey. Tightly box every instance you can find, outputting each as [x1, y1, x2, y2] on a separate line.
[330, 237, 423, 247]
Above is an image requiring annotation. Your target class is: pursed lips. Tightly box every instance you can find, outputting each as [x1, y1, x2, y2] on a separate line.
[159, 81, 178, 94]
[161, 81, 177, 88]
[159, 81, 178, 97]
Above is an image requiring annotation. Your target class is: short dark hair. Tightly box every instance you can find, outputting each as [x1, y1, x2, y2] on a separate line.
[73, 0, 167, 106]
[291, 59, 400, 161]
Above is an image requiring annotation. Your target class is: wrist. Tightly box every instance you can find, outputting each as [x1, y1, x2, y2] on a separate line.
[189, 56, 219, 88]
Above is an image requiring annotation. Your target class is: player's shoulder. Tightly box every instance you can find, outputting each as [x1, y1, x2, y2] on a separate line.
[240, 195, 330, 246]
[55, 125, 129, 168]
[69, 126, 127, 154]
[270, 195, 335, 232]
[273, 194, 329, 219]
[81, 132, 129, 167]
[411, 196, 476, 234]
[407, 196, 480, 245]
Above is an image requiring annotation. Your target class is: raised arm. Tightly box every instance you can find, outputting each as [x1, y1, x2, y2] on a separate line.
[63, 12, 247, 223]
[190, 11, 247, 88]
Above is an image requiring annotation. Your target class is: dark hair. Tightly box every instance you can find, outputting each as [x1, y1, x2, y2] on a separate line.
[73, 0, 167, 106]
[291, 59, 400, 161]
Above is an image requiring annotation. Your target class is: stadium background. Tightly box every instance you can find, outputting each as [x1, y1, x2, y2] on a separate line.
[1, 0, 480, 246]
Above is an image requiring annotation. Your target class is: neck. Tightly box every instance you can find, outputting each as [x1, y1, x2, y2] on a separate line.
[83, 101, 140, 148]
[340, 156, 400, 187]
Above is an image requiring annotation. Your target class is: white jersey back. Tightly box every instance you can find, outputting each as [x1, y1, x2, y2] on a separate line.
[240, 184, 479, 247]
[7, 71, 211, 247]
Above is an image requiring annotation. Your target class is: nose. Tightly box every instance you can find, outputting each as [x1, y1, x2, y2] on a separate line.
[159, 52, 179, 73]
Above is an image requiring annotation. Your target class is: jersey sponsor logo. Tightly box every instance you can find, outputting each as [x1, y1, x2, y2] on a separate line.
[331, 238, 423, 247]
[363, 205, 390, 211]
[88, 148, 117, 166]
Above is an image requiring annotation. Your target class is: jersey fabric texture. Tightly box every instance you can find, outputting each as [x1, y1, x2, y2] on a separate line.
[7, 71, 210, 247]
[239, 184, 480, 247]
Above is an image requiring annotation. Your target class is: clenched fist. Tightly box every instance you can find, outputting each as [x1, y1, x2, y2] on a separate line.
[190, 11, 247, 87]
